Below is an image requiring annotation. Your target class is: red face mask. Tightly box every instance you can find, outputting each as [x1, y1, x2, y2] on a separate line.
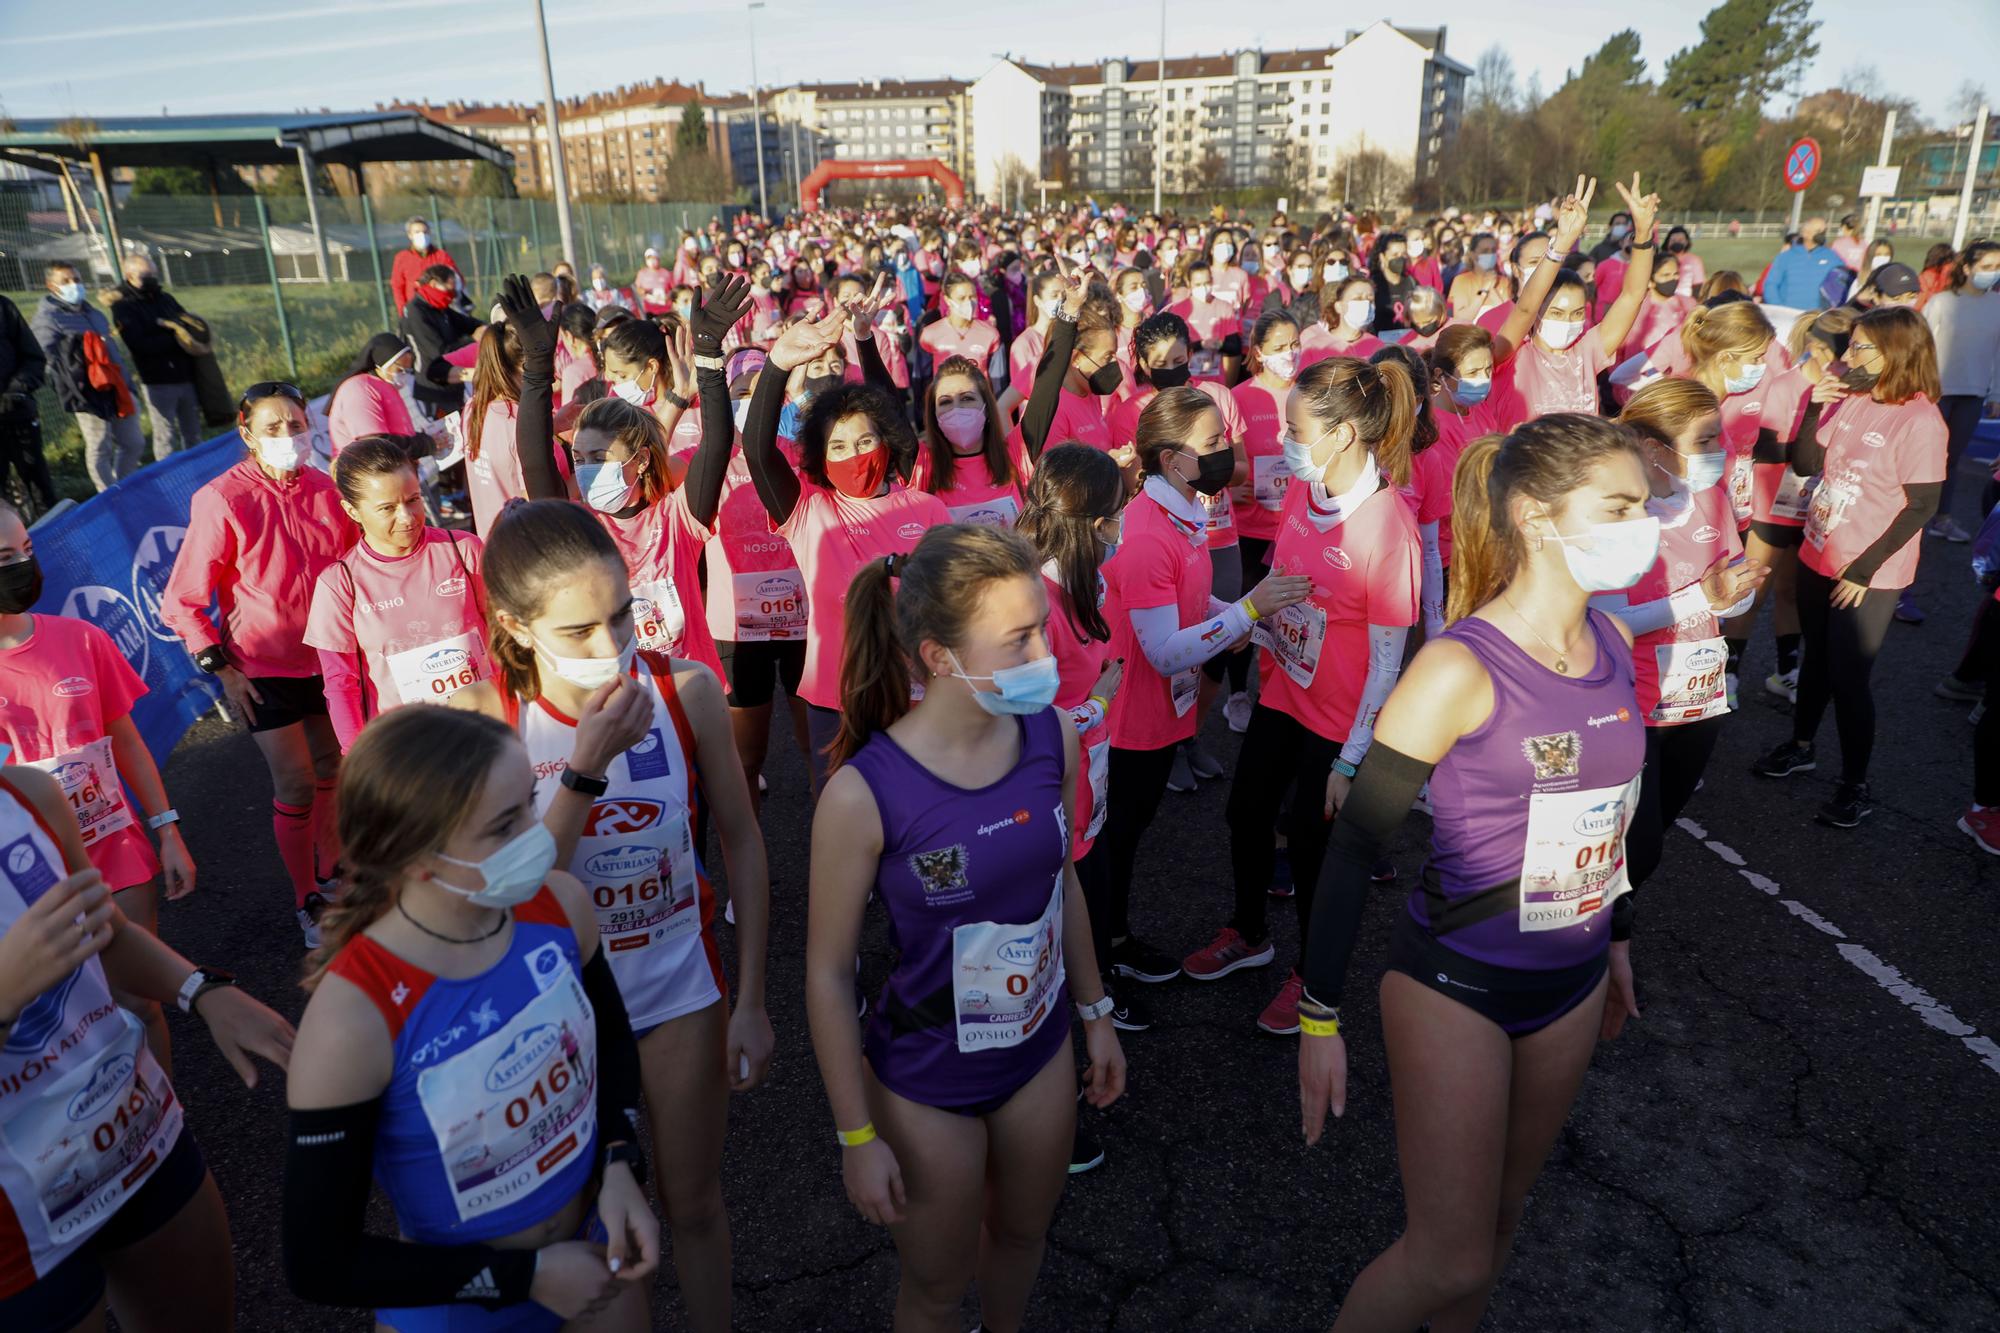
[825, 445, 886, 499]
[418, 284, 453, 310]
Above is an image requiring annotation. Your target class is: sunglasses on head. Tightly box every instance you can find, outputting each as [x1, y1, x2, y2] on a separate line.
[237, 381, 306, 421]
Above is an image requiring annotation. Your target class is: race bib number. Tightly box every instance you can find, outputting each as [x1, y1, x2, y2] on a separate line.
[1252, 453, 1292, 511]
[586, 807, 700, 957]
[1728, 454, 1754, 527]
[0, 1013, 180, 1254]
[1170, 667, 1199, 718]
[1252, 602, 1327, 688]
[1202, 488, 1233, 534]
[1770, 469, 1813, 524]
[1518, 776, 1639, 933]
[1652, 637, 1730, 722]
[632, 579, 686, 654]
[416, 965, 595, 1225]
[1085, 739, 1110, 842]
[730, 568, 807, 641]
[384, 631, 485, 706]
[1190, 348, 1221, 379]
[950, 878, 1065, 1053]
[27, 737, 132, 849]
[948, 494, 1021, 529]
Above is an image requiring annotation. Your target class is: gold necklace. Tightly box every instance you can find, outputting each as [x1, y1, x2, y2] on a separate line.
[1502, 593, 1579, 675]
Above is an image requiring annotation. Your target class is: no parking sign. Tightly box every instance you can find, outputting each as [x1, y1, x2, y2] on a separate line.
[1785, 137, 1821, 192]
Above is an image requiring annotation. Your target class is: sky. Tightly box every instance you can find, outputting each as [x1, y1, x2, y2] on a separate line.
[0, 0, 1993, 127]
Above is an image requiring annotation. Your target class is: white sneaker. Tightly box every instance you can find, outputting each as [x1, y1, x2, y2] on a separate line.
[1222, 691, 1253, 733]
[297, 890, 329, 950]
[1764, 668, 1797, 703]
[724, 897, 736, 926]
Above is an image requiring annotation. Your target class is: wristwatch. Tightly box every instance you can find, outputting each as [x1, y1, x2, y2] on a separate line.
[147, 808, 181, 831]
[177, 967, 239, 1014]
[1075, 994, 1115, 1023]
[692, 354, 726, 371]
[560, 767, 610, 797]
[194, 646, 229, 675]
[659, 389, 691, 411]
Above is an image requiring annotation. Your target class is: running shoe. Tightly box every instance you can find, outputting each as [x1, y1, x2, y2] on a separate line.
[1108, 985, 1153, 1032]
[1935, 674, 1983, 702]
[1166, 747, 1198, 793]
[1109, 935, 1183, 983]
[757, 772, 768, 793]
[1370, 857, 1398, 884]
[1750, 739, 1817, 778]
[297, 890, 329, 950]
[1412, 783, 1434, 816]
[1182, 926, 1276, 980]
[1187, 741, 1225, 781]
[315, 874, 344, 904]
[1068, 1125, 1105, 1175]
[1927, 516, 1972, 543]
[1816, 782, 1873, 829]
[1268, 844, 1295, 897]
[1725, 672, 1739, 711]
[1766, 668, 1799, 703]
[1223, 691, 1253, 734]
[1256, 971, 1306, 1035]
[1958, 809, 2000, 856]
[1894, 592, 1925, 625]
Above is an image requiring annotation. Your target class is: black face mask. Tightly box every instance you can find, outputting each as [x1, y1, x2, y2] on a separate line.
[0, 556, 43, 615]
[137, 276, 161, 296]
[1654, 278, 1679, 297]
[1413, 318, 1443, 337]
[801, 373, 842, 400]
[1840, 364, 1881, 393]
[1148, 362, 1192, 390]
[1182, 449, 1235, 496]
[1667, 240, 1689, 254]
[1084, 361, 1123, 396]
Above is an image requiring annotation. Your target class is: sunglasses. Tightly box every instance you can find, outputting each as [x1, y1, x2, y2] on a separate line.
[237, 381, 306, 420]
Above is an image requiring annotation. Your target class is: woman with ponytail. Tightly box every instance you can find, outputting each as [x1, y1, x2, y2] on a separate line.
[461, 278, 567, 538]
[463, 499, 773, 1332]
[1605, 380, 1767, 893]
[807, 524, 1125, 1333]
[1182, 357, 1422, 1035]
[910, 354, 1026, 526]
[1298, 414, 1656, 1331]
[283, 706, 657, 1332]
[1231, 312, 1305, 599]
[1410, 325, 1501, 634]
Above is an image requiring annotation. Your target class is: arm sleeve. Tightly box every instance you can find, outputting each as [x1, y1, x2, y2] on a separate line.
[1337, 626, 1409, 768]
[1590, 589, 1676, 637]
[1790, 401, 1827, 476]
[681, 366, 733, 529]
[405, 310, 453, 390]
[282, 1098, 538, 1309]
[1129, 600, 1252, 675]
[1065, 698, 1106, 734]
[1301, 742, 1433, 1007]
[3, 305, 45, 395]
[740, 362, 800, 525]
[1843, 482, 1942, 586]
[853, 330, 903, 409]
[1750, 427, 1789, 465]
[1019, 314, 1078, 464]
[315, 648, 368, 754]
[515, 335, 559, 502]
[1418, 521, 1444, 636]
[582, 948, 645, 1151]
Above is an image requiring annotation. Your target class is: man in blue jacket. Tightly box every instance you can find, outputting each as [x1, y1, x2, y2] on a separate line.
[1764, 217, 1839, 309]
[30, 263, 144, 491]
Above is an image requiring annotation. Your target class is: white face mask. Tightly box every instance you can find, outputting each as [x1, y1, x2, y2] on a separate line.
[1263, 350, 1299, 381]
[1541, 512, 1662, 592]
[434, 822, 558, 909]
[578, 457, 641, 512]
[411, 233, 431, 252]
[533, 633, 636, 690]
[1540, 317, 1586, 350]
[255, 431, 310, 472]
[55, 282, 84, 305]
[1869, 255, 1889, 271]
[1289, 267, 1313, 288]
[611, 376, 651, 406]
[1324, 263, 1348, 282]
[592, 276, 608, 290]
[1343, 299, 1375, 330]
[1214, 244, 1234, 262]
[1122, 289, 1148, 313]
[1723, 361, 1767, 395]
[948, 298, 974, 321]
[1037, 295, 1062, 318]
[1191, 285, 1211, 303]
[1408, 236, 1427, 257]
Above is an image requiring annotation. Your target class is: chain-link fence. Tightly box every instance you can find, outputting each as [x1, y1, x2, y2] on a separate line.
[0, 192, 739, 498]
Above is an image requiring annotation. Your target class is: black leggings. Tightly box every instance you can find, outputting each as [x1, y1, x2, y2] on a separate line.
[1791, 564, 1898, 784]
[1225, 704, 1341, 957]
[1970, 602, 2000, 807]
[1074, 843, 1113, 973]
[1625, 716, 1725, 889]
[1098, 742, 1180, 941]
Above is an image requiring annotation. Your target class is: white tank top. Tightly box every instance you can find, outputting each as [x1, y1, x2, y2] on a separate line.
[511, 656, 721, 1030]
[0, 777, 182, 1296]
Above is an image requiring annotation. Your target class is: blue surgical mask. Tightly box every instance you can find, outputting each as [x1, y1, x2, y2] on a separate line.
[578, 458, 641, 512]
[1974, 269, 2000, 292]
[946, 648, 1060, 716]
[434, 822, 559, 909]
[1610, 224, 1632, 241]
[56, 282, 84, 304]
[1474, 253, 1498, 272]
[1723, 362, 1766, 395]
[1450, 375, 1491, 407]
[1680, 452, 1726, 491]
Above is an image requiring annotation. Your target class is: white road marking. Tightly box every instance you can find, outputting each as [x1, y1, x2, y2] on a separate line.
[1675, 817, 1998, 1080]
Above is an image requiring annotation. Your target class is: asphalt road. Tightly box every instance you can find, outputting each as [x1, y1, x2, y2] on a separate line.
[141, 493, 2000, 1333]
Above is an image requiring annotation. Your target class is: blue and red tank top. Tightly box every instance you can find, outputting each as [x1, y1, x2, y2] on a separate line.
[847, 707, 1073, 1108]
[327, 886, 598, 1245]
[1412, 610, 1645, 972]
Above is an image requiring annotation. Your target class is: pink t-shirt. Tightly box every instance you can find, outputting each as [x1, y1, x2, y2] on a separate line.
[1713, 369, 1808, 530]
[1624, 483, 1740, 723]
[1802, 393, 1948, 590]
[1750, 366, 1816, 528]
[1107, 382, 1244, 550]
[1412, 402, 1496, 566]
[1166, 297, 1243, 381]
[919, 318, 1000, 370]
[328, 374, 416, 455]
[910, 441, 1029, 528]
[1620, 296, 1693, 363]
[780, 481, 952, 708]
[0, 614, 156, 889]
[1104, 490, 1212, 751]
[468, 400, 523, 538]
[1298, 327, 1385, 370]
[596, 490, 723, 680]
[705, 442, 807, 645]
[1594, 255, 1628, 309]
[1229, 379, 1289, 542]
[1505, 332, 1612, 420]
[1209, 266, 1251, 313]
[304, 529, 490, 751]
[1012, 387, 1113, 455]
[1257, 482, 1420, 742]
[1474, 299, 1516, 335]
[558, 351, 598, 404]
[1010, 326, 1048, 394]
[1044, 573, 1112, 861]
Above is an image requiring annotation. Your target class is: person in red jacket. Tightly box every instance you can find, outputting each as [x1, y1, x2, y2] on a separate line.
[389, 215, 459, 315]
[162, 382, 357, 948]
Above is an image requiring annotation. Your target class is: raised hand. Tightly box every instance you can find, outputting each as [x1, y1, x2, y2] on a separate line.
[1614, 173, 1661, 244]
[662, 323, 696, 404]
[1551, 175, 1597, 252]
[691, 273, 754, 352]
[768, 302, 848, 372]
[843, 273, 895, 337]
[498, 274, 557, 365]
[1052, 252, 1094, 318]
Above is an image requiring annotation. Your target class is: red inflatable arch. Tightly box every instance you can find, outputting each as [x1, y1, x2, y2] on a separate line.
[798, 158, 965, 211]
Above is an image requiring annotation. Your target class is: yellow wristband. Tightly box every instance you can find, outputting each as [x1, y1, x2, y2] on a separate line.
[1088, 695, 1108, 713]
[1298, 1013, 1341, 1038]
[836, 1122, 877, 1148]
[1242, 598, 1261, 623]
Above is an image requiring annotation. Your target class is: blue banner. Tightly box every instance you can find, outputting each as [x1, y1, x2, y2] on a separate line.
[29, 429, 245, 764]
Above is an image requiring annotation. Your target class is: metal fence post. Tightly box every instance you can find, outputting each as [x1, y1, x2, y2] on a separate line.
[486, 196, 500, 281]
[254, 195, 298, 377]
[362, 194, 390, 328]
[529, 196, 545, 268]
[581, 203, 596, 271]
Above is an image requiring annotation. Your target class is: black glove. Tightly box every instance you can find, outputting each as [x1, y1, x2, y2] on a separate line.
[690, 274, 753, 357]
[496, 274, 557, 369]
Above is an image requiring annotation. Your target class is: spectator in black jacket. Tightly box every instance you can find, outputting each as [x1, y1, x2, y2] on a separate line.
[108, 254, 203, 460]
[30, 262, 144, 491]
[399, 263, 482, 420]
[0, 295, 52, 508]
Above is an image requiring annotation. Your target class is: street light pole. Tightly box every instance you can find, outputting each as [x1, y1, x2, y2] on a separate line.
[747, 2, 769, 220]
[531, 0, 578, 268]
[1154, 0, 1165, 216]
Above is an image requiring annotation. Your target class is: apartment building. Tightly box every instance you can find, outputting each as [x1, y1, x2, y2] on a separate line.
[968, 21, 1467, 203]
[765, 80, 972, 183]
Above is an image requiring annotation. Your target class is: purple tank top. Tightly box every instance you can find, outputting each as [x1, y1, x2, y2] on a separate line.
[848, 707, 1073, 1108]
[1411, 609, 1645, 972]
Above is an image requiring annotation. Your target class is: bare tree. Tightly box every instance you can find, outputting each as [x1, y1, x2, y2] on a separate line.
[1950, 81, 1992, 127]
